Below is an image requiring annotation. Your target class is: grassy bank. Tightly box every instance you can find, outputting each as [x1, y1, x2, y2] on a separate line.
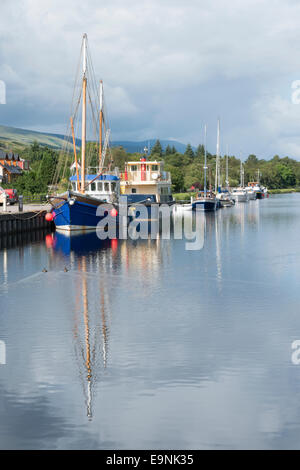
[173, 192, 197, 202]
[268, 188, 300, 194]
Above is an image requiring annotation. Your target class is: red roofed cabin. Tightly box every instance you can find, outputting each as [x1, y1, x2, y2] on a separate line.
[0, 151, 30, 184]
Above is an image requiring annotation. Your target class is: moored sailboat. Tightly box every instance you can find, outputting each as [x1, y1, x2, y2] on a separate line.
[48, 34, 119, 232]
[231, 160, 249, 203]
[216, 145, 235, 207]
[192, 124, 218, 212]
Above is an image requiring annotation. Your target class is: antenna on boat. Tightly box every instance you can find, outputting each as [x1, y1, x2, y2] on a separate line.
[81, 33, 87, 193]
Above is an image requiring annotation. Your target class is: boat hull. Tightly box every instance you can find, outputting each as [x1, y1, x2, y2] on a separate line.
[219, 199, 235, 207]
[233, 194, 248, 203]
[255, 191, 264, 199]
[52, 193, 117, 232]
[192, 199, 217, 212]
[246, 192, 256, 200]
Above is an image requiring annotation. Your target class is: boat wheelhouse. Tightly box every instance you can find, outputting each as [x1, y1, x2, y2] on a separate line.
[120, 158, 174, 205]
[69, 174, 120, 204]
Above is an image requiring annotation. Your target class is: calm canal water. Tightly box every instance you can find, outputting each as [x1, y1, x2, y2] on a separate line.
[0, 194, 300, 450]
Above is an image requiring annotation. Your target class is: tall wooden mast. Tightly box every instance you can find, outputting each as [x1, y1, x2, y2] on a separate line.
[204, 124, 207, 198]
[81, 33, 87, 193]
[226, 144, 229, 190]
[215, 118, 220, 192]
[99, 80, 103, 168]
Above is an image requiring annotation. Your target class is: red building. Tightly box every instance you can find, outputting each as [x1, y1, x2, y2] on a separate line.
[0, 151, 30, 183]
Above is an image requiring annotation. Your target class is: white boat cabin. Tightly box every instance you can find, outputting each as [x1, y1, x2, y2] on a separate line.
[120, 158, 173, 203]
[69, 174, 120, 203]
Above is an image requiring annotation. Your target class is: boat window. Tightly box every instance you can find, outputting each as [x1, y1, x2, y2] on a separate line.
[104, 182, 110, 192]
[72, 182, 76, 191]
[91, 183, 96, 191]
[130, 165, 137, 172]
[111, 182, 116, 192]
[97, 182, 103, 191]
[152, 165, 158, 171]
[131, 188, 137, 193]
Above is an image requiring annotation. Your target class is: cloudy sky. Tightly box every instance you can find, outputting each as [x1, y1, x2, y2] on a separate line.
[1, 0, 300, 159]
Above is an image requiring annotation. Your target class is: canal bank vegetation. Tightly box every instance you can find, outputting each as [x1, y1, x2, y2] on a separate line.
[2, 140, 300, 197]
[268, 188, 300, 194]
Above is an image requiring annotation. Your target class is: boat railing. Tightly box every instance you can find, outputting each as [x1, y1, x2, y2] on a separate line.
[86, 167, 120, 177]
[120, 170, 171, 183]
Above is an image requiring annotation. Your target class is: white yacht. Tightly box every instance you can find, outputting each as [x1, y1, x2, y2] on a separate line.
[216, 190, 235, 207]
[232, 187, 249, 203]
[244, 186, 256, 200]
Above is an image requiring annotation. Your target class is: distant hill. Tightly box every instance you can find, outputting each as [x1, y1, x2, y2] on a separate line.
[111, 139, 191, 154]
[0, 124, 191, 154]
[0, 125, 76, 152]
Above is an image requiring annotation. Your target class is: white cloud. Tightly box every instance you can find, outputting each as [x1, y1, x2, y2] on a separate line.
[252, 93, 300, 157]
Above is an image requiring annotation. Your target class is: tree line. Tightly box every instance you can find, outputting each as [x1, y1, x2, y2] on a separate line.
[3, 140, 300, 195]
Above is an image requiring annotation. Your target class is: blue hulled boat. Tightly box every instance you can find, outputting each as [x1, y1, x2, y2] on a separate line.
[48, 35, 120, 232]
[50, 174, 120, 232]
[192, 191, 218, 211]
[192, 125, 218, 212]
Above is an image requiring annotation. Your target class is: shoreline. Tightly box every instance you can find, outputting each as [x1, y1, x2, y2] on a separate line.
[268, 188, 300, 194]
[174, 189, 300, 200]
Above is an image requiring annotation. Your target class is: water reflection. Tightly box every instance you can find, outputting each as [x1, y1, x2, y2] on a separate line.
[72, 255, 109, 420]
[46, 230, 169, 421]
[2, 196, 300, 449]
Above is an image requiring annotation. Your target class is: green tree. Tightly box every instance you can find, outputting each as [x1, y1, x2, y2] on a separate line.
[151, 140, 162, 157]
[165, 144, 172, 155]
[195, 144, 204, 160]
[166, 166, 184, 192]
[165, 152, 184, 168]
[184, 143, 194, 160]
